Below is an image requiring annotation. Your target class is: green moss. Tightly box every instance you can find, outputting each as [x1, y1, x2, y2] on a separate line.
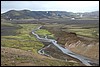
[1, 22, 14, 27]
[35, 29, 55, 39]
[66, 27, 99, 38]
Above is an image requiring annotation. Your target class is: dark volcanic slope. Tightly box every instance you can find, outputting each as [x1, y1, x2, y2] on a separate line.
[1, 10, 72, 20]
[1, 10, 99, 20]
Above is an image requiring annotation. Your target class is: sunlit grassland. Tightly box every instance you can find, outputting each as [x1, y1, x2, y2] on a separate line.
[35, 29, 55, 39]
[1, 23, 44, 54]
[67, 28, 99, 38]
[17, 24, 40, 34]
[1, 23, 56, 53]
[62, 24, 99, 38]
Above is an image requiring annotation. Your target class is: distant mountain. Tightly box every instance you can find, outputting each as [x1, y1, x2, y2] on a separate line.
[1, 10, 99, 20]
[82, 11, 99, 18]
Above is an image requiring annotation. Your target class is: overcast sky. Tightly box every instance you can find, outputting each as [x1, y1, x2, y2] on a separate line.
[1, 1, 99, 13]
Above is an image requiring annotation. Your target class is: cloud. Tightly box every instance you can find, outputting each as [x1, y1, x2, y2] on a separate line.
[1, 1, 99, 13]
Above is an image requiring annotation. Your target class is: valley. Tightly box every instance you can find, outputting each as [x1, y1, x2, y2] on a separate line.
[1, 20, 81, 66]
[41, 22, 99, 61]
[1, 18, 99, 66]
[1, 0, 99, 65]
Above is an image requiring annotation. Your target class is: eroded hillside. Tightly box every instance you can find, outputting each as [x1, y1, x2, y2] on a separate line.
[42, 23, 99, 61]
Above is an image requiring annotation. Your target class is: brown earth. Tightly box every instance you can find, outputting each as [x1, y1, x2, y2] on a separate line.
[42, 25, 99, 61]
[42, 42, 85, 66]
[1, 47, 81, 66]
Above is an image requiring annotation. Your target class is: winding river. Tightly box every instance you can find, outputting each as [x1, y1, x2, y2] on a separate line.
[32, 26, 98, 66]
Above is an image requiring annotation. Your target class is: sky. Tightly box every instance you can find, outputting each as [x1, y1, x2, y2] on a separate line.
[1, 1, 99, 13]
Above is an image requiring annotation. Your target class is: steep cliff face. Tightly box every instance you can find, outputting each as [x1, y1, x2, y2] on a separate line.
[56, 31, 99, 60]
[65, 39, 99, 60]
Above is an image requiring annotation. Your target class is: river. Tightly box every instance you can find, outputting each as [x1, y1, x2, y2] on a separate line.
[32, 26, 99, 66]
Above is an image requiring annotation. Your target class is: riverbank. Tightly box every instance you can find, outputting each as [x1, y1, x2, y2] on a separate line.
[32, 26, 99, 66]
[1, 22, 81, 66]
[41, 23, 99, 61]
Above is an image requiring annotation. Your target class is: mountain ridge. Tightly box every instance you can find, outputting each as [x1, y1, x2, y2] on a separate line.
[1, 10, 99, 20]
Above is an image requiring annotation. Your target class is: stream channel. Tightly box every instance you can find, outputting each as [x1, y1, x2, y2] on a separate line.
[32, 26, 99, 66]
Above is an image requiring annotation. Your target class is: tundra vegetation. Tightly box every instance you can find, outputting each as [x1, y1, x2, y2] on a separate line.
[1, 20, 81, 66]
[1, 10, 99, 66]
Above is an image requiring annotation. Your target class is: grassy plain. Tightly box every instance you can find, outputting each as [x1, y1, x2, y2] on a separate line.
[62, 24, 99, 39]
[1, 23, 44, 53]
